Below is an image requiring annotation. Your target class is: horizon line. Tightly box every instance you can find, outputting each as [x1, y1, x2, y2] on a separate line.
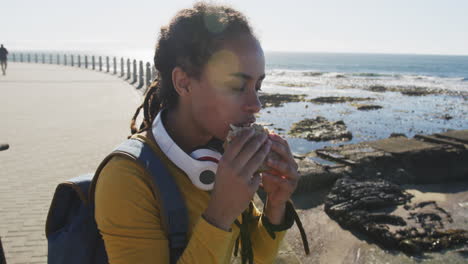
[6, 48, 468, 57]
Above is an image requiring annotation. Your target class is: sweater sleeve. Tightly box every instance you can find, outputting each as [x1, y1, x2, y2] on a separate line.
[94, 156, 235, 264]
[249, 203, 287, 264]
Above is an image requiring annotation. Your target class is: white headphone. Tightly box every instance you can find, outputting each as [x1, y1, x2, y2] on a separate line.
[152, 110, 222, 191]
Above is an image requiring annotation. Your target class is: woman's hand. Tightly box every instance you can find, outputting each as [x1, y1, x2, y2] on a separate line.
[203, 127, 272, 231]
[261, 133, 299, 224]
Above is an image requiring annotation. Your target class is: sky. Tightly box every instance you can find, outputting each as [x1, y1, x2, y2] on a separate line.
[2, 0, 468, 56]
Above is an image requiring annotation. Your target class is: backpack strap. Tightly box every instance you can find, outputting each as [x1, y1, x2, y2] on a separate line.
[90, 138, 188, 264]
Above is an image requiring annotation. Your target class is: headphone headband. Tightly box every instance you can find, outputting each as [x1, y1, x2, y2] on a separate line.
[152, 110, 222, 191]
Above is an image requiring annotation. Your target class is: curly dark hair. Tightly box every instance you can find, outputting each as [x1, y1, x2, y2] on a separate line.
[128, 4, 310, 262]
[130, 2, 255, 134]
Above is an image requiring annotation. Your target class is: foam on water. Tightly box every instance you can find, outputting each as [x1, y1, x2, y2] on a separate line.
[264, 69, 468, 96]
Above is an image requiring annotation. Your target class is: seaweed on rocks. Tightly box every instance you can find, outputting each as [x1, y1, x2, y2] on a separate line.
[258, 93, 307, 108]
[288, 116, 352, 142]
[309, 96, 374, 104]
[356, 104, 383, 111]
[325, 177, 468, 255]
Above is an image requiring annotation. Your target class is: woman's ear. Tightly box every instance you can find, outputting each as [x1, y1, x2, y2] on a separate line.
[172, 67, 191, 96]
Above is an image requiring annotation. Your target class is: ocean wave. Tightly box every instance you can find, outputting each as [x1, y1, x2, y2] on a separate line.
[302, 71, 325, 77]
[265, 68, 468, 94]
[351, 72, 397, 77]
[277, 81, 319, 88]
[274, 81, 319, 87]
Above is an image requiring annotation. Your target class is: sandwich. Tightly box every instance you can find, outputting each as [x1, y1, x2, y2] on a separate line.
[224, 123, 280, 173]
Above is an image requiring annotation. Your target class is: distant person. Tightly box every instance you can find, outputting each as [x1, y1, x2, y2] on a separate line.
[93, 2, 308, 264]
[0, 44, 8, 75]
[0, 143, 9, 151]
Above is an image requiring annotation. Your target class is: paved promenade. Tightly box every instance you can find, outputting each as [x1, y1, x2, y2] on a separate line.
[0, 63, 141, 264]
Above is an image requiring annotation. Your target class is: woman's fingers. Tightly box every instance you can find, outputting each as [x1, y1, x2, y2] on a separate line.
[249, 172, 262, 192]
[269, 134, 298, 170]
[242, 138, 271, 177]
[221, 128, 255, 161]
[266, 151, 298, 180]
[234, 132, 268, 166]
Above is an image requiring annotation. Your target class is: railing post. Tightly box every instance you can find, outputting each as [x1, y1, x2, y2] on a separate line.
[78, 55, 81, 67]
[132, 59, 137, 83]
[120, 58, 124, 77]
[49, 54, 53, 64]
[137, 61, 144, 88]
[20, 53, 24, 62]
[42, 54, 45, 64]
[27, 54, 31, 63]
[57, 54, 60, 65]
[105, 56, 109, 73]
[85, 55, 88, 68]
[71, 55, 74, 67]
[113, 57, 116, 74]
[34, 54, 37, 63]
[92, 56, 95, 70]
[99, 56, 102, 71]
[126, 59, 131, 80]
[12, 53, 16, 62]
[64, 54, 67, 66]
[146, 62, 151, 87]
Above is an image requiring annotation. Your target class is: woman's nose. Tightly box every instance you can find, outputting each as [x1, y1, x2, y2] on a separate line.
[243, 89, 262, 113]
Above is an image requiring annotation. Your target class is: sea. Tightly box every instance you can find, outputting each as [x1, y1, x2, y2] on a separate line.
[259, 52, 468, 154]
[11, 50, 468, 154]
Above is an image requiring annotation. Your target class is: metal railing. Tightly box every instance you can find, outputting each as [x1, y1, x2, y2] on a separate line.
[10, 52, 156, 91]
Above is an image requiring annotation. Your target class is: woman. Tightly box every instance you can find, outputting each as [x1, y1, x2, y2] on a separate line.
[95, 2, 306, 263]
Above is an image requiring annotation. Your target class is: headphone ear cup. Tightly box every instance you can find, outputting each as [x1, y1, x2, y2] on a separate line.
[190, 149, 222, 163]
[189, 149, 221, 187]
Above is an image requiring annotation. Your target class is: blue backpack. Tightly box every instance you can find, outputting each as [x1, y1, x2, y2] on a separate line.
[45, 139, 189, 264]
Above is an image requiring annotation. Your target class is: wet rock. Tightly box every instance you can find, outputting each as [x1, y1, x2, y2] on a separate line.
[400, 88, 433, 96]
[368, 85, 387, 92]
[440, 114, 453, 120]
[309, 96, 374, 104]
[390, 133, 407, 138]
[314, 135, 468, 184]
[295, 155, 348, 192]
[288, 116, 353, 142]
[356, 104, 383, 111]
[259, 92, 307, 108]
[367, 85, 439, 96]
[344, 84, 468, 97]
[325, 177, 468, 255]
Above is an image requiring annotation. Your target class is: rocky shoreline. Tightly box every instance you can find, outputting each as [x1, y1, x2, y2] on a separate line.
[284, 129, 468, 262]
[324, 177, 468, 255]
[257, 92, 467, 262]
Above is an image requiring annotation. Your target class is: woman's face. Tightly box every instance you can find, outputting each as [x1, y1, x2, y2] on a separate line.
[188, 34, 265, 141]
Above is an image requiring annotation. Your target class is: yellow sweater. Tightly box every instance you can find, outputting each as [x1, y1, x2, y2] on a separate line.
[94, 134, 286, 264]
